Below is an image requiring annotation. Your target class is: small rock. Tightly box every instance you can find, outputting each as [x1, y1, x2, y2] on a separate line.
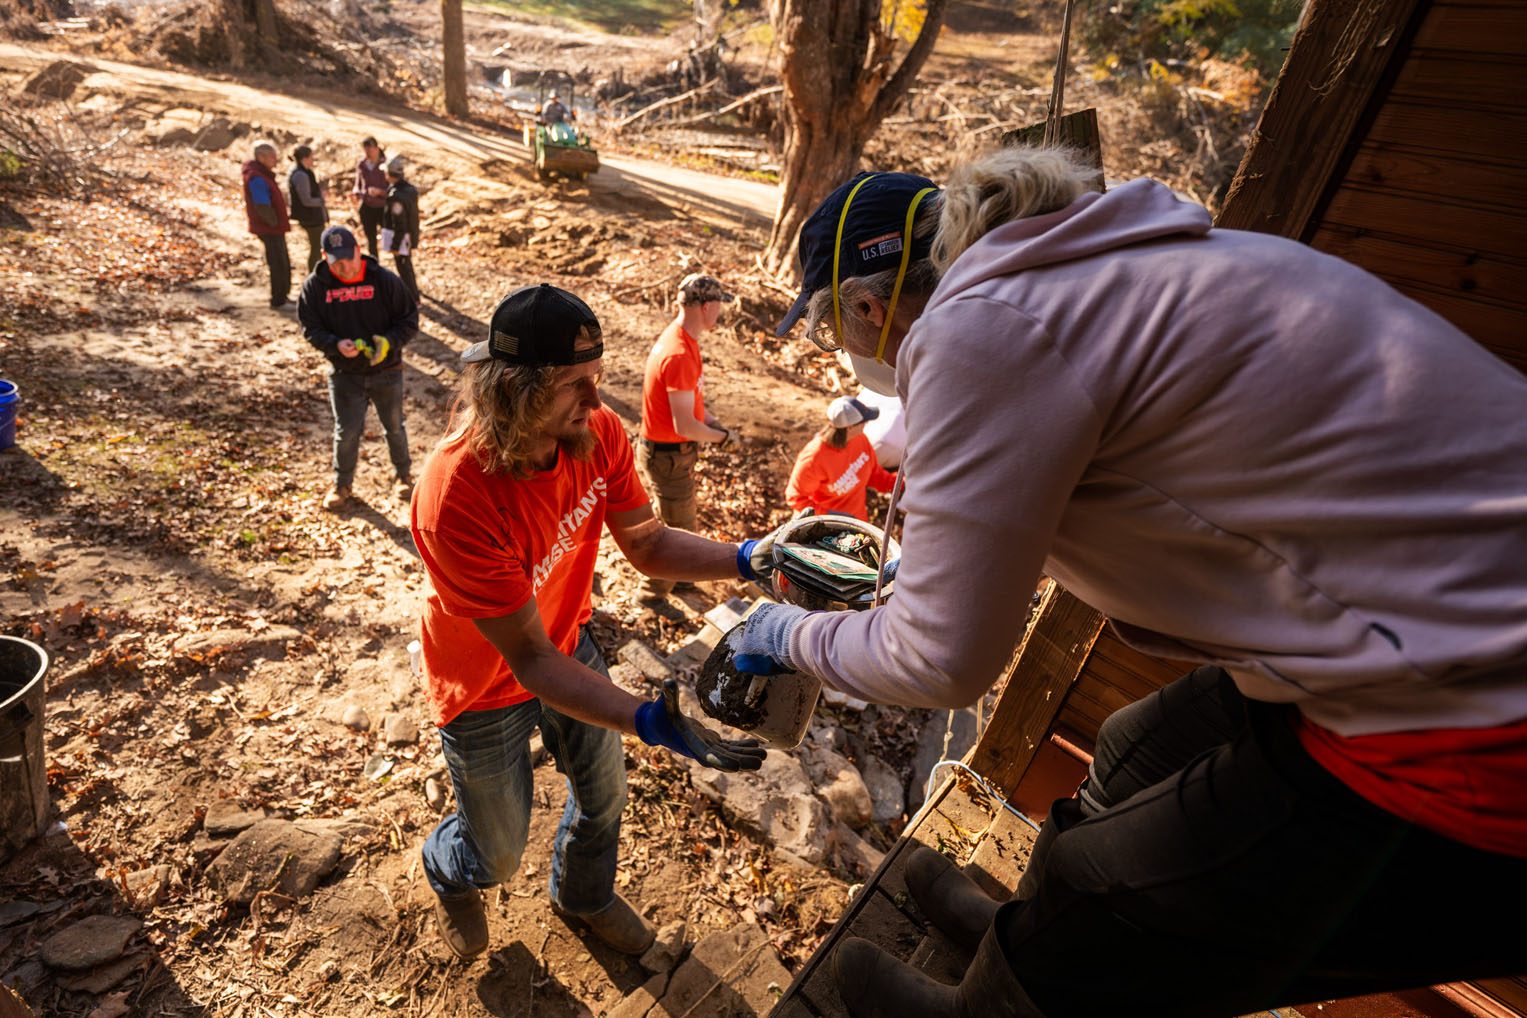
[821, 687, 870, 711]
[424, 777, 446, 812]
[38, 915, 142, 971]
[206, 819, 342, 905]
[638, 920, 687, 976]
[383, 713, 418, 746]
[21, 60, 91, 100]
[341, 704, 370, 731]
[122, 865, 172, 908]
[861, 754, 906, 825]
[618, 641, 673, 683]
[57, 952, 147, 994]
[203, 801, 266, 836]
[363, 754, 394, 781]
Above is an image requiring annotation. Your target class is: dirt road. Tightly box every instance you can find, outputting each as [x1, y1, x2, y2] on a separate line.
[0, 42, 779, 227]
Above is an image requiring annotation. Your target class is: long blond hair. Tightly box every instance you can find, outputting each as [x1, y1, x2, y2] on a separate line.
[442, 325, 603, 477]
[801, 146, 1099, 347]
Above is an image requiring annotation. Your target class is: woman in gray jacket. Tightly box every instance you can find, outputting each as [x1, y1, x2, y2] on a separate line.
[288, 145, 329, 272]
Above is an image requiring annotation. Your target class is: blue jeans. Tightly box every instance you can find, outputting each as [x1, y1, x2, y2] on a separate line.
[421, 629, 627, 915]
[328, 367, 409, 488]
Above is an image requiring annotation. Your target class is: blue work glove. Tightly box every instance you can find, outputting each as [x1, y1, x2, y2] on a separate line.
[730, 601, 809, 676]
[881, 558, 900, 583]
[634, 678, 766, 771]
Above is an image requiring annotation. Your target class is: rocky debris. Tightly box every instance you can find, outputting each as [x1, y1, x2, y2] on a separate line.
[174, 625, 303, 661]
[609, 972, 670, 1018]
[688, 752, 829, 864]
[608, 661, 647, 696]
[341, 704, 370, 731]
[21, 60, 92, 100]
[0, 901, 43, 926]
[909, 707, 979, 808]
[638, 920, 687, 976]
[821, 687, 870, 711]
[800, 742, 873, 830]
[829, 822, 886, 878]
[702, 598, 748, 634]
[618, 640, 673, 683]
[122, 864, 173, 908]
[651, 923, 791, 1018]
[190, 116, 248, 152]
[203, 801, 266, 836]
[861, 754, 906, 824]
[424, 777, 446, 812]
[38, 914, 141, 971]
[57, 952, 147, 994]
[205, 819, 341, 904]
[382, 713, 418, 746]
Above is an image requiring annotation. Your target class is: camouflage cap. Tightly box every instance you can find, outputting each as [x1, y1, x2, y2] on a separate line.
[678, 273, 735, 305]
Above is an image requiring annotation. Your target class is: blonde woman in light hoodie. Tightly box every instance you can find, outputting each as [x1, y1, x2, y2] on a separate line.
[728, 151, 1527, 1018]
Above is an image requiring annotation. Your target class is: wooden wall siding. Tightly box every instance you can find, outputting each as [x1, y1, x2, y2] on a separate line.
[1303, 0, 1527, 371]
[1056, 630, 1191, 745]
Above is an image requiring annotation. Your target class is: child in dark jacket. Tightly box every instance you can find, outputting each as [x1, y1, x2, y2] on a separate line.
[380, 156, 421, 300]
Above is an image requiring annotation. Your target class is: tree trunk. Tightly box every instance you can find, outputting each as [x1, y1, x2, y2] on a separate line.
[250, 0, 278, 42]
[442, 0, 468, 118]
[763, 0, 949, 276]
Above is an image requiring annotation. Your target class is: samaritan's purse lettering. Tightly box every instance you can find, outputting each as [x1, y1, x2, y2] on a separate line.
[531, 477, 608, 592]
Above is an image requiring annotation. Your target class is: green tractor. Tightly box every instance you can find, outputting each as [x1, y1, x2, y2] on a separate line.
[523, 71, 599, 182]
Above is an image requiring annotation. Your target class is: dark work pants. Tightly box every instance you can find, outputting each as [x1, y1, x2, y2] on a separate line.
[359, 203, 384, 259]
[259, 233, 290, 305]
[300, 223, 324, 272]
[393, 253, 418, 299]
[327, 367, 409, 489]
[1001, 667, 1527, 1018]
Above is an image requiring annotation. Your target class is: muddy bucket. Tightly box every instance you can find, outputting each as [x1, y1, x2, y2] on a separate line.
[0, 635, 50, 862]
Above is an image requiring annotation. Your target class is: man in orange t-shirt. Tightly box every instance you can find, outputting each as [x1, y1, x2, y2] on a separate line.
[637, 273, 736, 597]
[410, 284, 764, 963]
[786, 396, 898, 520]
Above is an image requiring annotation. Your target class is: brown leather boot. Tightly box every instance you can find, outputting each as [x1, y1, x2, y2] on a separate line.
[905, 846, 1002, 954]
[834, 921, 1047, 1018]
[433, 890, 488, 960]
[553, 892, 655, 955]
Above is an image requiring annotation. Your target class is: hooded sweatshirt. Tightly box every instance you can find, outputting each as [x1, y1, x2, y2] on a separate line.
[791, 179, 1527, 743]
[297, 255, 418, 374]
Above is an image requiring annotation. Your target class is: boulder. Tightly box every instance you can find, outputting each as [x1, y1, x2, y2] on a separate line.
[383, 713, 418, 746]
[861, 754, 906, 824]
[653, 923, 790, 1018]
[203, 801, 266, 836]
[800, 743, 873, 830]
[688, 752, 828, 864]
[21, 60, 91, 100]
[909, 707, 979, 808]
[191, 117, 246, 151]
[206, 819, 341, 904]
[829, 822, 886, 878]
[38, 915, 141, 971]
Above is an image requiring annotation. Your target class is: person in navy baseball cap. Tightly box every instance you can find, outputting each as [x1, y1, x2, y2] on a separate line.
[321, 224, 359, 262]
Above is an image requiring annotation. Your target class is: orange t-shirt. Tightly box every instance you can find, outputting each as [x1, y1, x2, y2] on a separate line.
[640, 321, 704, 443]
[786, 432, 898, 521]
[410, 407, 649, 726]
[1297, 713, 1527, 857]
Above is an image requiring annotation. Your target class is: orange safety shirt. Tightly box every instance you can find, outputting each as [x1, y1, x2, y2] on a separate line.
[411, 407, 649, 726]
[641, 321, 705, 444]
[786, 432, 898, 521]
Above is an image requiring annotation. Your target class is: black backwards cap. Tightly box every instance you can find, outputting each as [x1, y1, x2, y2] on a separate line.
[775, 171, 941, 337]
[461, 284, 603, 366]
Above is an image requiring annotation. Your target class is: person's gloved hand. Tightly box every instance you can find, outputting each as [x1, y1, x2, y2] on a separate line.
[736, 512, 810, 582]
[634, 679, 766, 771]
[881, 558, 900, 583]
[730, 601, 809, 676]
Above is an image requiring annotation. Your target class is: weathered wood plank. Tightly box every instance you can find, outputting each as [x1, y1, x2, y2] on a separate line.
[1363, 101, 1527, 168]
[1311, 226, 1527, 309]
[1217, 0, 1427, 238]
[1389, 52, 1526, 111]
[965, 804, 1042, 901]
[1321, 184, 1527, 260]
[1344, 145, 1527, 213]
[1412, 2, 1527, 57]
[1385, 281, 1527, 364]
[968, 585, 1106, 799]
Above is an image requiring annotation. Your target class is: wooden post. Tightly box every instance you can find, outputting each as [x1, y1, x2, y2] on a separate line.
[1001, 108, 1105, 192]
[967, 583, 1106, 799]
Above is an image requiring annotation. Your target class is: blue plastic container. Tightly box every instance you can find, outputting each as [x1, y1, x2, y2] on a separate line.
[0, 380, 16, 450]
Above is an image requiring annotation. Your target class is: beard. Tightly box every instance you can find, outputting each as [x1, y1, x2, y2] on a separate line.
[558, 427, 596, 462]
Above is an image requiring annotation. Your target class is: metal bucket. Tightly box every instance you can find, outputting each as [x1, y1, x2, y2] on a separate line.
[0, 635, 50, 862]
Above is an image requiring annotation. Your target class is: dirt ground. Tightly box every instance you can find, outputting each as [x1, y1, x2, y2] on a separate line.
[1, 3, 1270, 1015]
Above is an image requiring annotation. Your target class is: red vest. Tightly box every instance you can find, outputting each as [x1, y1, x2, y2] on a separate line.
[242, 160, 290, 236]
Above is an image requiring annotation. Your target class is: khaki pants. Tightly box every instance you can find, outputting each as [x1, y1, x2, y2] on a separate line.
[636, 441, 698, 596]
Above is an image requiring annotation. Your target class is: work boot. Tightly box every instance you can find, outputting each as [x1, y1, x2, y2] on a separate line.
[393, 474, 414, 503]
[552, 892, 655, 955]
[905, 846, 1002, 954]
[834, 920, 1047, 1018]
[322, 485, 352, 512]
[433, 890, 488, 960]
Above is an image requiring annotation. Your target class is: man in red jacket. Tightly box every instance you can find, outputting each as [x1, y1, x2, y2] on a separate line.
[786, 396, 897, 520]
[241, 140, 292, 310]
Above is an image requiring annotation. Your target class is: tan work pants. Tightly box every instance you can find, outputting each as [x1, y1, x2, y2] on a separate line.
[636, 440, 698, 596]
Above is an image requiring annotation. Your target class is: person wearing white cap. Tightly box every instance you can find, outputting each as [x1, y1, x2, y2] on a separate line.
[380, 155, 420, 300]
[786, 396, 897, 521]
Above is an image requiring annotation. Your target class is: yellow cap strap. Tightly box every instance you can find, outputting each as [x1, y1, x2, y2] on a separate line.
[832, 174, 880, 343]
[876, 186, 937, 362]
